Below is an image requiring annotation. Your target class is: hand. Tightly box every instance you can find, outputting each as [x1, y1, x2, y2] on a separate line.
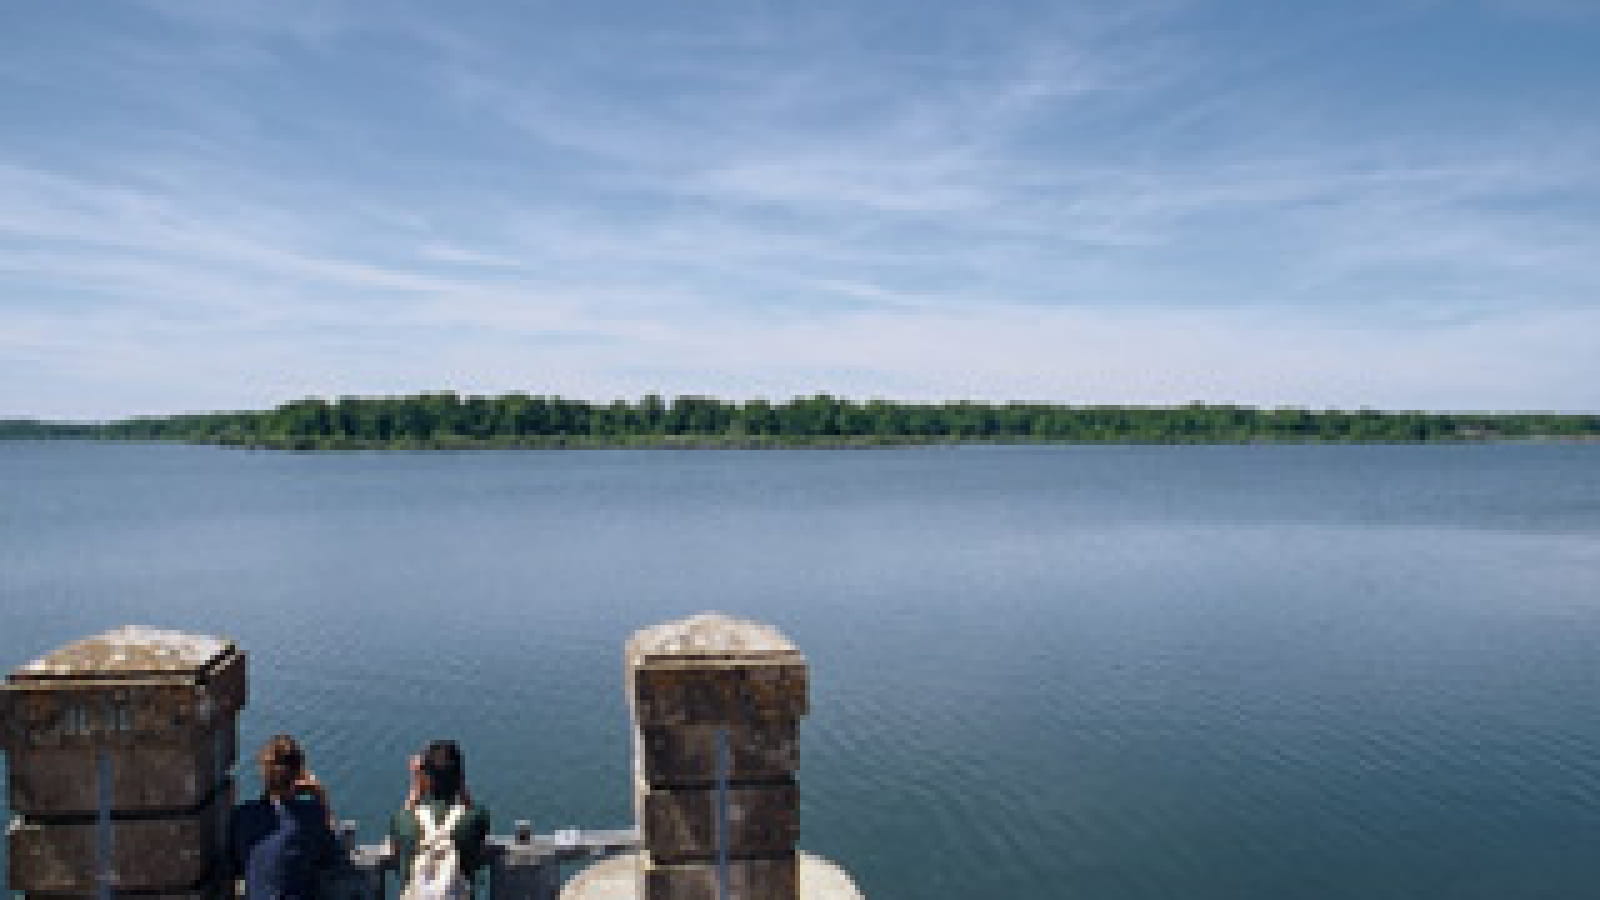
[293, 771, 326, 799]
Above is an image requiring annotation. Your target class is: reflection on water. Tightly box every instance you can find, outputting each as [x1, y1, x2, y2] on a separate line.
[3, 442, 1599, 899]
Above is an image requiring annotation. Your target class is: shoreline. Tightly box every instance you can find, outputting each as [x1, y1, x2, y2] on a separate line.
[4, 434, 1598, 452]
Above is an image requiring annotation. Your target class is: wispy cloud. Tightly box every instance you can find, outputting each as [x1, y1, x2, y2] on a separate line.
[1, 0, 1596, 417]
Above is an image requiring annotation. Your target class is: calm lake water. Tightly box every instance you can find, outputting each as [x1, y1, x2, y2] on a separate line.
[2, 441, 1599, 899]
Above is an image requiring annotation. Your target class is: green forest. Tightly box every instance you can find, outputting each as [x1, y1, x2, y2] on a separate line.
[4, 393, 1598, 449]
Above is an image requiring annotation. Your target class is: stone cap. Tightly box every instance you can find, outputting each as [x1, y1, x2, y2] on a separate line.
[626, 613, 803, 666]
[8, 626, 236, 682]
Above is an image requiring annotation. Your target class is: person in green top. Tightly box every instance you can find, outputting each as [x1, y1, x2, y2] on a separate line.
[389, 740, 492, 889]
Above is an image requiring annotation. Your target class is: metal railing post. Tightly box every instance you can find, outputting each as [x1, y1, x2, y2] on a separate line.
[716, 726, 730, 900]
[95, 750, 114, 900]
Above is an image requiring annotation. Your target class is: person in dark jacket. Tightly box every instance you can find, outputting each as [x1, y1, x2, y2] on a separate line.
[388, 740, 491, 890]
[228, 734, 340, 900]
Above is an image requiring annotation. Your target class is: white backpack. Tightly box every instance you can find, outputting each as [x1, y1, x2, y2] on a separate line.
[399, 804, 470, 900]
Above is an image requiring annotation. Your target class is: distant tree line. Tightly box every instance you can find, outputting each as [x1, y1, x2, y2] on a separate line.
[5, 393, 1598, 449]
[0, 419, 100, 439]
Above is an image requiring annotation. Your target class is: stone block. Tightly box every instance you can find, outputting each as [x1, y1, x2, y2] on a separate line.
[639, 720, 798, 787]
[626, 613, 807, 727]
[15, 887, 236, 900]
[641, 782, 799, 863]
[640, 852, 798, 900]
[6, 713, 236, 814]
[2, 628, 244, 816]
[631, 662, 807, 727]
[7, 784, 232, 893]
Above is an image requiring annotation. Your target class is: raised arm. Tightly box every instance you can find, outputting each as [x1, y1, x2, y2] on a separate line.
[404, 754, 424, 810]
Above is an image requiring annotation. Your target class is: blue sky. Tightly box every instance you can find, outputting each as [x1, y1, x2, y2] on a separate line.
[2, 0, 1597, 419]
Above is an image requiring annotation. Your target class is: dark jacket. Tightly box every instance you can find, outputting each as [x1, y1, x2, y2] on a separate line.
[228, 795, 340, 900]
[388, 796, 492, 888]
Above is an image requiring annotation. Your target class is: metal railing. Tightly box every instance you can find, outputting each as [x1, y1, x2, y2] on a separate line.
[322, 822, 640, 900]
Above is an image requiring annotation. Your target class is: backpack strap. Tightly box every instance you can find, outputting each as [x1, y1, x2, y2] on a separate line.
[414, 804, 465, 842]
[439, 804, 466, 835]
[414, 804, 439, 841]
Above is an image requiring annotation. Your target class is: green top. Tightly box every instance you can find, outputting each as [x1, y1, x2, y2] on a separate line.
[388, 797, 492, 887]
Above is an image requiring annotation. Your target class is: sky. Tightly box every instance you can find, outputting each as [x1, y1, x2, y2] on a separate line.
[2, 0, 1597, 419]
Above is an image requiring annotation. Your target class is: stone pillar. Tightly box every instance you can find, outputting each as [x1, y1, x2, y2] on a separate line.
[626, 613, 807, 900]
[2, 627, 247, 899]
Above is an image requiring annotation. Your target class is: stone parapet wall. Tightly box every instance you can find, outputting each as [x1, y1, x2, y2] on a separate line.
[3, 619, 857, 900]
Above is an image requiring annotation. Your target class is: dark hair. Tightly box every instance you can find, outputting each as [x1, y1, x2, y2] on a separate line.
[258, 734, 304, 799]
[420, 740, 464, 801]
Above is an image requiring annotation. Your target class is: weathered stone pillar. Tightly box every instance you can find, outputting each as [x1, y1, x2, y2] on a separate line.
[2, 627, 247, 899]
[625, 613, 807, 900]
